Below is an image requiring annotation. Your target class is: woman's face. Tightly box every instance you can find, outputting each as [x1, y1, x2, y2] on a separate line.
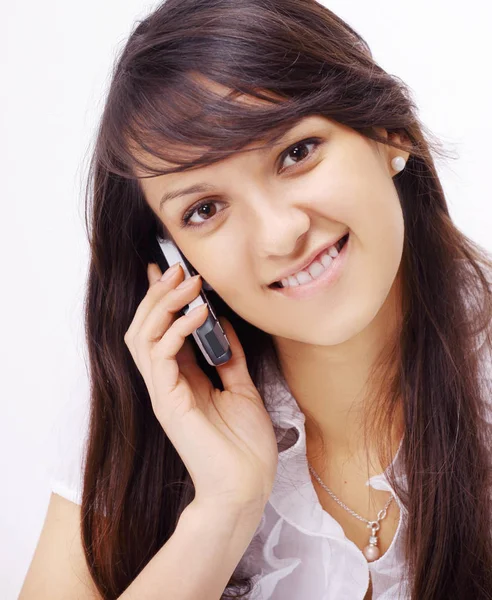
[140, 114, 409, 346]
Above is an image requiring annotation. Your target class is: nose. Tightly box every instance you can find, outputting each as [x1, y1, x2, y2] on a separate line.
[252, 200, 311, 258]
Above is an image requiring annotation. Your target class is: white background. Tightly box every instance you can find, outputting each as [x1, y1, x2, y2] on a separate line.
[2, 0, 491, 597]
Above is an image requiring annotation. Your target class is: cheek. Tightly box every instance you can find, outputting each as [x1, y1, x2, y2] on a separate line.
[306, 155, 390, 227]
[362, 181, 405, 255]
[346, 182, 405, 332]
[335, 161, 405, 251]
[191, 240, 251, 297]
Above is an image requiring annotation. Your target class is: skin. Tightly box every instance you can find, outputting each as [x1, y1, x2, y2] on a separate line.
[137, 88, 411, 567]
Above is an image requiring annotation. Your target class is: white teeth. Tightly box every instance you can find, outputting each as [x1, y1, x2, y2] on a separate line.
[321, 253, 334, 268]
[279, 242, 342, 289]
[287, 275, 300, 287]
[308, 261, 325, 279]
[295, 270, 312, 285]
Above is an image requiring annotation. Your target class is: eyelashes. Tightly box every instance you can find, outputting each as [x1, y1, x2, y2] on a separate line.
[276, 137, 323, 172]
[180, 137, 323, 229]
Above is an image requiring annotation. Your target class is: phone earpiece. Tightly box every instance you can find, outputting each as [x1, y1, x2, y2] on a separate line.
[202, 280, 214, 291]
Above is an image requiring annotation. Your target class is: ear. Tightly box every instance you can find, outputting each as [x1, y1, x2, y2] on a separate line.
[387, 130, 411, 163]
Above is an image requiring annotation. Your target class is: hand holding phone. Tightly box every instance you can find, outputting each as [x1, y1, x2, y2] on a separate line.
[152, 235, 232, 366]
[122, 256, 280, 511]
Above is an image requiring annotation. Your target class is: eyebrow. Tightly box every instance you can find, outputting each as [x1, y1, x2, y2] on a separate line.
[159, 183, 216, 212]
[158, 118, 312, 212]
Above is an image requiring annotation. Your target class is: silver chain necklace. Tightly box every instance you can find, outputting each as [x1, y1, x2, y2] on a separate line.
[308, 462, 394, 562]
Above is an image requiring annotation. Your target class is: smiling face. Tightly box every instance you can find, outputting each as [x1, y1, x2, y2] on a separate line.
[139, 114, 409, 347]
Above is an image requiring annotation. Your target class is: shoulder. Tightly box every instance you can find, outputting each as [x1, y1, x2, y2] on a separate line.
[19, 492, 102, 599]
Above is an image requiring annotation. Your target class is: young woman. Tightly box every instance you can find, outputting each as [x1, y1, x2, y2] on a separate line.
[21, 0, 492, 599]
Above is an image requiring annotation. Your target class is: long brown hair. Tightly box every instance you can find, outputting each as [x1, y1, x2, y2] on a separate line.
[81, 0, 492, 597]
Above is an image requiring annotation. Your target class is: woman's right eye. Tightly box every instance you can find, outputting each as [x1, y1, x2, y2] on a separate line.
[180, 199, 225, 229]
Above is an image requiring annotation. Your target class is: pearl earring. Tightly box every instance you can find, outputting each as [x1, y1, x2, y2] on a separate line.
[391, 156, 406, 173]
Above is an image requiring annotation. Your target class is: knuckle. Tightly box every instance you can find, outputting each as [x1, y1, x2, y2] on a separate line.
[150, 280, 166, 295]
[157, 294, 181, 317]
[145, 283, 165, 305]
[123, 331, 133, 349]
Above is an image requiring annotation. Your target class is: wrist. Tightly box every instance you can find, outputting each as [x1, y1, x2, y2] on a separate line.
[183, 495, 267, 523]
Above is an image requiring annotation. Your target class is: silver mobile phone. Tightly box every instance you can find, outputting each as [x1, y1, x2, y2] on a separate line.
[152, 235, 232, 366]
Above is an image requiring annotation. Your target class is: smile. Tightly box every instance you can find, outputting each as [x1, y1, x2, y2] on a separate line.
[269, 232, 350, 299]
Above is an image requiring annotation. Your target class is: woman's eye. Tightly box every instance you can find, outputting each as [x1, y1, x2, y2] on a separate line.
[181, 200, 224, 229]
[180, 137, 322, 229]
[278, 138, 322, 173]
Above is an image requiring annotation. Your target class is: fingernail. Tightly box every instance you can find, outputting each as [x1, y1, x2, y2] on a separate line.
[160, 263, 180, 281]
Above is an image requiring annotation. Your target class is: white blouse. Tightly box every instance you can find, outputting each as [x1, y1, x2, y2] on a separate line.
[49, 337, 491, 600]
[239, 334, 492, 600]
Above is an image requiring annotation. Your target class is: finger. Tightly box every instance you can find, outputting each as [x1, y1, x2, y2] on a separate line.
[138, 275, 202, 345]
[175, 335, 198, 367]
[176, 336, 215, 391]
[128, 263, 183, 338]
[131, 276, 203, 395]
[214, 317, 255, 394]
[150, 304, 209, 399]
[147, 262, 163, 286]
[147, 262, 182, 286]
[174, 328, 203, 371]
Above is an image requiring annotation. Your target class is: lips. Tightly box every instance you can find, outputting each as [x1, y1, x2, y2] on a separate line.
[269, 232, 350, 288]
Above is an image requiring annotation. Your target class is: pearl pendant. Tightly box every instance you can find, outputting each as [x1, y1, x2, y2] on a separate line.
[363, 543, 380, 562]
[363, 529, 380, 562]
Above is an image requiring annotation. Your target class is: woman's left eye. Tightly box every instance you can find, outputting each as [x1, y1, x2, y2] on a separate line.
[278, 137, 323, 173]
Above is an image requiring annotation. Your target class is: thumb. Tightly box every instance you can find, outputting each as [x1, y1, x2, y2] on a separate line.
[215, 317, 256, 395]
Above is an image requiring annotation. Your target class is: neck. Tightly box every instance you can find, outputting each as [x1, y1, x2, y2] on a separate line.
[273, 277, 404, 472]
